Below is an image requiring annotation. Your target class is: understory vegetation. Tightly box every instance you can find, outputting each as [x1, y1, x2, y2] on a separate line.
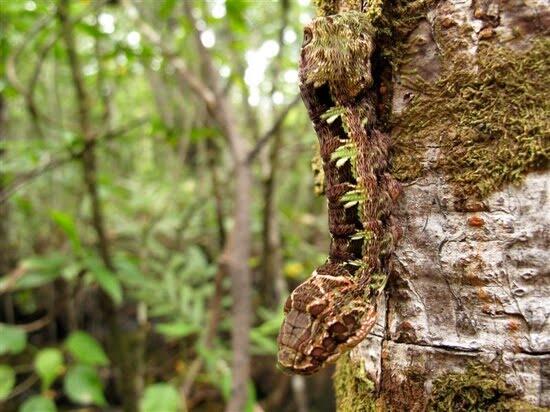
[0, 1, 334, 411]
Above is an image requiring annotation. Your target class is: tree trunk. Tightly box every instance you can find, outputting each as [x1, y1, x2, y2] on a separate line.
[0, 94, 18, 324]
[332, 0, 549, 410]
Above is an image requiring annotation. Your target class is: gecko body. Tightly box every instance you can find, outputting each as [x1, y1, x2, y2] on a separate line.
[277, 11, 401, 375]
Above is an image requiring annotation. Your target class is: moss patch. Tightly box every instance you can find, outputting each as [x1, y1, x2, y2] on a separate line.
[333, 354, 378, 412]
[391, 39, 550, 198]
[372, 0, 440, 59]
[428, 363, 547, 412]
[313, 0, 338, 16]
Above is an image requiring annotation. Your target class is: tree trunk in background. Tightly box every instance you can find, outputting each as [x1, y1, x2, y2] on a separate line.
[0, 94, 10, 275]
[335, 0, 549, 410]
[0, 94, 17, 324]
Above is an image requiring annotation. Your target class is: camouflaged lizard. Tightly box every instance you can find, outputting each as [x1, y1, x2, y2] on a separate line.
[277, 10, 402, 375]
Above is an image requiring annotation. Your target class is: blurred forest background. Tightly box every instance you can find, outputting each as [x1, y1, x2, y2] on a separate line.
[0, 0, 334, 411]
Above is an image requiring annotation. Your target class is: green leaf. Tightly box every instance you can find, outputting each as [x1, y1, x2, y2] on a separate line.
[189, 127, 217, 142]
[330, 143, 358, 175]
[65, 331, 109, 366]
[321, 106, 345, 123]
[250, 329, 277, 355]
[76, 21, 103, 38]
[34, 348, 65, 390]
[325, 113, 340, 124]
[63, 365, 106, 406]
[335, 157, 350, 168]
[50, 210, 81, 254]
[139, 383, 181, 412]
[348, 259, 365, 267]
[340, 189, 364, 203]
[85, 257, 123, 306]
[19, 395, 57, 412]
[245, 380, 257, 412]
[0, 323, 27, 355]
[226, 0, 248, 33]
[159, 0, 177, 19]
[5, 254, 66, 290]
[351, 230, 373, 241]
[155, 322, 199, 339]
[0, 364, 15, 400]
[219, 369, 232, 400]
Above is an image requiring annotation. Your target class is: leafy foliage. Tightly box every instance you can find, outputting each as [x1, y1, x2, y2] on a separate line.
[63, 365, 107, 407]
[34, 348, 65, 390]
[0, 324, 27, 355]
[0, 365, 16, 401]
[19, 396, 57, 412]
[65, 332, 109, 367]
[0, 0, 331, 410]
[140, 383, 182, 412]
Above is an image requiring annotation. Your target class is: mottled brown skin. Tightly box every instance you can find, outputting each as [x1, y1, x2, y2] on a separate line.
[277, 12, 401, 375]
[278, 270, 377, 375]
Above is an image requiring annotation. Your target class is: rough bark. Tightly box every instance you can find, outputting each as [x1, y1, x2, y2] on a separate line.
[333, 0, 549, 410]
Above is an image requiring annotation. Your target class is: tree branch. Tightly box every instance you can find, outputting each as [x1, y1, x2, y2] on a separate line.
[6, 1, 108, 132]
[6, 14, 54, 97]
[121, 0, 217, 110]
[246, 94, 301, 164]
[0, 117, 148, 204]
[0, 265, 26, 295]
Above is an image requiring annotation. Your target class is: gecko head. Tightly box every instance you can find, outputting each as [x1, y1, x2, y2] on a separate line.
[277, 269, 376, 375]
[299, 11, 375, 99]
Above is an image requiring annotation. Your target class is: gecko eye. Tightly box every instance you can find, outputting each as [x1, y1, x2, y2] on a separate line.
[303, 27, 313, 46]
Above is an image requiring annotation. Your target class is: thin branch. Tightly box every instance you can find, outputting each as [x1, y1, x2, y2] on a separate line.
[6, 1, 108, 132]
[94, 10, 113, 133]
[6, 17, 61, 132]
[102, 117, 150, 142]
[0, 156, 72, 204]
[26, 38, 55, 138]
[6, 14, 55, 96]
[5, 374, 39, 401]
[121, 0, 217, 109]
[18, 314, 53, 332]
[0, 117, 148, 204]
[0, 265, 26, 295]
[246, 94, 301, 164]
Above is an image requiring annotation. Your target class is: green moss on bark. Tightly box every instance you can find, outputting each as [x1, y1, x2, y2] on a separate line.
[392, 39, 550, 198]
[335, 360, 548, 411]
[333, 354, 378, 412]
[428, 363, 548, 412]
